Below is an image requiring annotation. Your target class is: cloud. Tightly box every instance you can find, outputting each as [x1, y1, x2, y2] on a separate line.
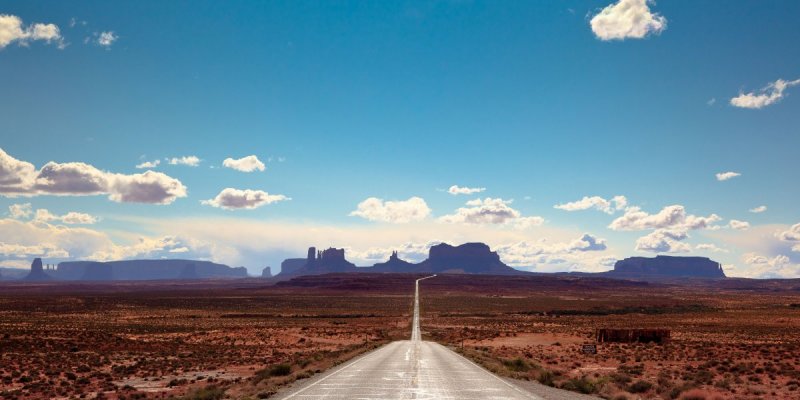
[97, 31, 116, 47]
[168, 156, 201, 167]
[749, 205, 767, 213]
[202, 188, 290, 210]
[136, 159, 160, 169]
[0, 147, 36, 190]
[31, 209, 98, 225]
[222, 155, 266, 172]
[0, 148, 187, 204]
[778, 224, 800, 252]
[447, 185, 486, 195]
[741, 253, 799, 279]
[8, 203, 32, 219]
[350, 196, 431, 223]
[589, 0, 667, 41]
[728, 219, 750, 231]
[716, 171, 741, 181]
[346, 240, 443, 264]
[730, 78, 800, 109]
[494, 233, 611, 272]
[554, 195, 627, 214]
[696, 243, 728, 253]
[609, 205, 721, 231]
[439, 198, 544, 229]
[0, 14, 64, 49]
[635, 229, 690, 253]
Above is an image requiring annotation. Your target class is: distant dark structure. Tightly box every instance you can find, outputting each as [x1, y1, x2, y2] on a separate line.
[177, 263, 200, 280]
[278, 247, 358, 277]
[261, 266, 272, 278]
[280, 242, 523, 277]
[608, 256, 726, 279]
[280, 258, 307, 276]
[372, 251, 416, 272]
[80, 262, 114, 281]
[22, 258, 53, 281]
[55, 259, 247, 281]
[416, 243, 520, 274]
[596, 328, 671, 344]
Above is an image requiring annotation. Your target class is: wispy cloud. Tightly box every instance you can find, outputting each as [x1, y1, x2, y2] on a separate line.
[731, 78, 800, 109]
[716, 171, 740, 181]
[167, 156, 201, 167]
[554, 195, 627, 214]
[447, 185, 485, 195]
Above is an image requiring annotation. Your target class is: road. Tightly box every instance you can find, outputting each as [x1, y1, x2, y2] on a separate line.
[277, 275, 593, 400]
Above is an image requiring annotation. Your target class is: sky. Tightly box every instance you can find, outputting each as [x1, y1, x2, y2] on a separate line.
[1, 0, 799, 278]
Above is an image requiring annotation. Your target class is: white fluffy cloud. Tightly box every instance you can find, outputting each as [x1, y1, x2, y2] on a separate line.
[741, 253, 799, 279]
[728, 219, 750, 231]
[168, 156, 201, 167]
[589, 0, 666, 41]
[749, 205, 767, 213]
[0, 14, 64, 49]
[97, 31, 117, 47]
[554, 195, 627, 214]
[32, 209, 97, 225]
[350, 196, 431, 223]
[447, 185, 485, 195]
[635, 229, 690, 253]
[347, 240, 443, 264]
[0, 148, 187, 204]
[222, 155, 266, 172]
[609, 205, 721, 231]
[778, 223, 800, 252]
[8, 203, 32, 219]
[439, 198, 544, 228]
[136, 159, 160, 169]
[730, 78, 800, 109]
[495, 233, 612, 272]
[202, 188, 290, 210]
[716, 171, 741, 181]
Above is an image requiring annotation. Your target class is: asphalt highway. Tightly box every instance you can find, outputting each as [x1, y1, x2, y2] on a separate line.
[277, 275, 594, 399]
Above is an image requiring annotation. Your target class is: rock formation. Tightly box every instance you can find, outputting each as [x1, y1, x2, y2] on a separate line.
[261, 266, 272, 278]
[177, 263, 200, 280]
[372, 251, 416, 272]
[280, 258, 307, 276]
[22, 258, 53, 281]
[415, 243, 521, 274]
[80, 262, 114, 281]
[608, 256, 725, 279]
[54, 259, 247, 281]
[278, 247, 358, 277]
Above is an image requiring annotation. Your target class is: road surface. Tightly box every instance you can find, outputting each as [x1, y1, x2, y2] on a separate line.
[277, 275, 593, 399]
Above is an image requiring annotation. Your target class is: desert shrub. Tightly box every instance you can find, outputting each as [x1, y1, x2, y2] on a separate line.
[183, 385, 225, 400]
[628, 380, 653, 393]
[610, 372, 632, 386]
[268, 364, 292, 377]
[536, 370, 555, 387]
[502, 358, 530, 372]
[560, 376, 597, 394]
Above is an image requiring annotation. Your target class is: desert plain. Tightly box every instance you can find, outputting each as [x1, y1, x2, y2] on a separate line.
[1, 273, 799, 400]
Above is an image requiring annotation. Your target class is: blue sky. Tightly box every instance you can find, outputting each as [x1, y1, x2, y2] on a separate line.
[1, 1, 799, 277]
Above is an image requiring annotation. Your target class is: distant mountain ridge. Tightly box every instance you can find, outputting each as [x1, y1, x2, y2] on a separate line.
[54, 259, 247, 281]
[280, 242, 522, 277]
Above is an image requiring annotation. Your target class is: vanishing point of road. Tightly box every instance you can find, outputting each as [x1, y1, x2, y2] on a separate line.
[277, 275, 595, 400]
